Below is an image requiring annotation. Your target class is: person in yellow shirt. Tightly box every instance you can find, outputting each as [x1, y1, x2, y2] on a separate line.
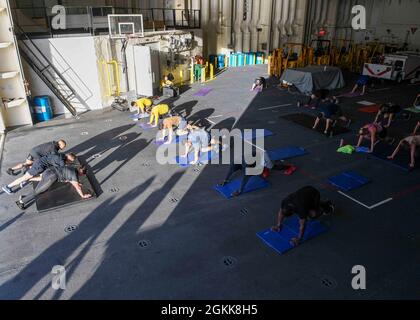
[131, 98, 153, 116]
[148, 104, 170, 127]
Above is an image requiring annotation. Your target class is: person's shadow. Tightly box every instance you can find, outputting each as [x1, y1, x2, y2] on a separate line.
[188, 108, 216, 130]
[92, 137, 154, 186]
[173, 100, 198, 118]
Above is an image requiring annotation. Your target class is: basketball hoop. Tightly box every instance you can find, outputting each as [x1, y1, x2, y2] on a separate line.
[108, 14, 144, 39]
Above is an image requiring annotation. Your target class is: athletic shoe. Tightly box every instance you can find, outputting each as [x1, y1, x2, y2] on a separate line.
[16, 200, 26, 210]
[322, 201, 335, 216]
[19, 181, 29, 189]
[218, 180, 229, 187]
[6, 168, 14, 176]
[231, 191, 242, 197]
[2, 185, 13, 194]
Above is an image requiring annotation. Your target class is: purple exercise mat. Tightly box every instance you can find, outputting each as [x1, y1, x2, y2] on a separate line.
[194, 87, 213, 97]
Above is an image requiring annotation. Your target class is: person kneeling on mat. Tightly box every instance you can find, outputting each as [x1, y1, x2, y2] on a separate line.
[7, 140, 67, 176]
[271, 186, 334, 247]
[2, 153, 76, 194]
[181, 128, 220, 165]
[131, 97, 153, 119]
[356, 123, 387, 153]
[251, 77, 266, 92]
[313, 102, 351, 135]
[157, 116, 188, 145]
[16, 166, 92, 210]
[375, 102, 402, 128]
[148, 103, 170, 127]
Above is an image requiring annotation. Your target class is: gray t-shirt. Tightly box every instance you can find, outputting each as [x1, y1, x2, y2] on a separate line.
[54, 166, 79, 183]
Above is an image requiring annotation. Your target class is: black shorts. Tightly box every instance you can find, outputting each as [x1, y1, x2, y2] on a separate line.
[28, 163, 45, 176]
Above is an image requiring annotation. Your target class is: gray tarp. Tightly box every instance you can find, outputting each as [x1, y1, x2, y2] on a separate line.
[280, 65, 345, 93]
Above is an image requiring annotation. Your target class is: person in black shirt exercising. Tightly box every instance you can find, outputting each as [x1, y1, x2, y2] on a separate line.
[271, 186, 334, 246]
[16, 166, 92, 210]
[7, 140, 67, 176]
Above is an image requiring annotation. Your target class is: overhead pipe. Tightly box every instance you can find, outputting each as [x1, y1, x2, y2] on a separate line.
[234, 0, 245, 52]
[220, 0, 233, 53]
[336, 0, 348, 40]
[272, 0, 284, 49]
[299, 0, 312, 45]
[279, 0, 290, 39]
[326, 0, 339, 41]
[250, 0, 262, 52]
[258, 0, 273, 54]
[208, 0, 221, 54]
[281, 0, 290, 41]
[320, 0, 329, 30]
[287, 0, 297, 38]
[242, 0, 253, 52]
[209, 0, 221, 34]
[201, 0, 210, 56]
[312, 0, 322, 34]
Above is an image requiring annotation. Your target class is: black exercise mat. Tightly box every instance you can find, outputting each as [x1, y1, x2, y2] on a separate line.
[371, 142, 418, 172]
[280, 113, 351, 136]
[35, 159, 97, 212]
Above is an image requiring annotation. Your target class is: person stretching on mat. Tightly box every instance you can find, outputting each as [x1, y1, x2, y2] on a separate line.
[218, 149, 285, 197]
[312, 102, 352, 135]
[356, 123, 387, 153]
[157, 116, 188, 145]
[251, 77, 266, 92]
[2, 153, 76, 194]
[375, 102, 402, 128]
[15, 166, 92, 210]
[131, 97, 153, 116]
[180, 128, 221, 165]
[351, 74, 370, 96]
[271, 186, 334, 247]
[7, 140, 67, 176]
[148, 103, 170, 127]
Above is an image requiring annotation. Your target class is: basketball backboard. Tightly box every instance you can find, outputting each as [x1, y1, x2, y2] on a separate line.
[108, 14, 144, 39]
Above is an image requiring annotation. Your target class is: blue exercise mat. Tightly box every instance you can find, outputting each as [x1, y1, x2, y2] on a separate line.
[130, 114, 149, 120]
[328, 171, 370, 192]
[257, 216, 329, 255]
[268, 146, 308, 161]
[139, 122, 158, 130]
[214, 176, 269, 199]
[175, 151, 215, 167]
[356, 147, 370, 153]
[237, 129, 274, 140]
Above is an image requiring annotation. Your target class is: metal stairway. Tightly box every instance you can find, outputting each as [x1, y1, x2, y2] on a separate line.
[14, 25, 78, 117]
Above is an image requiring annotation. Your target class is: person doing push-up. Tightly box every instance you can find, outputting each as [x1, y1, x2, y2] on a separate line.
[271, 186, 334, 247]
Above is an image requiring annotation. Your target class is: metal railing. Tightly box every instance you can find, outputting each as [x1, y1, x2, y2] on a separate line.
[15, 25, 78, 116]
[11, 5, 201, 37]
